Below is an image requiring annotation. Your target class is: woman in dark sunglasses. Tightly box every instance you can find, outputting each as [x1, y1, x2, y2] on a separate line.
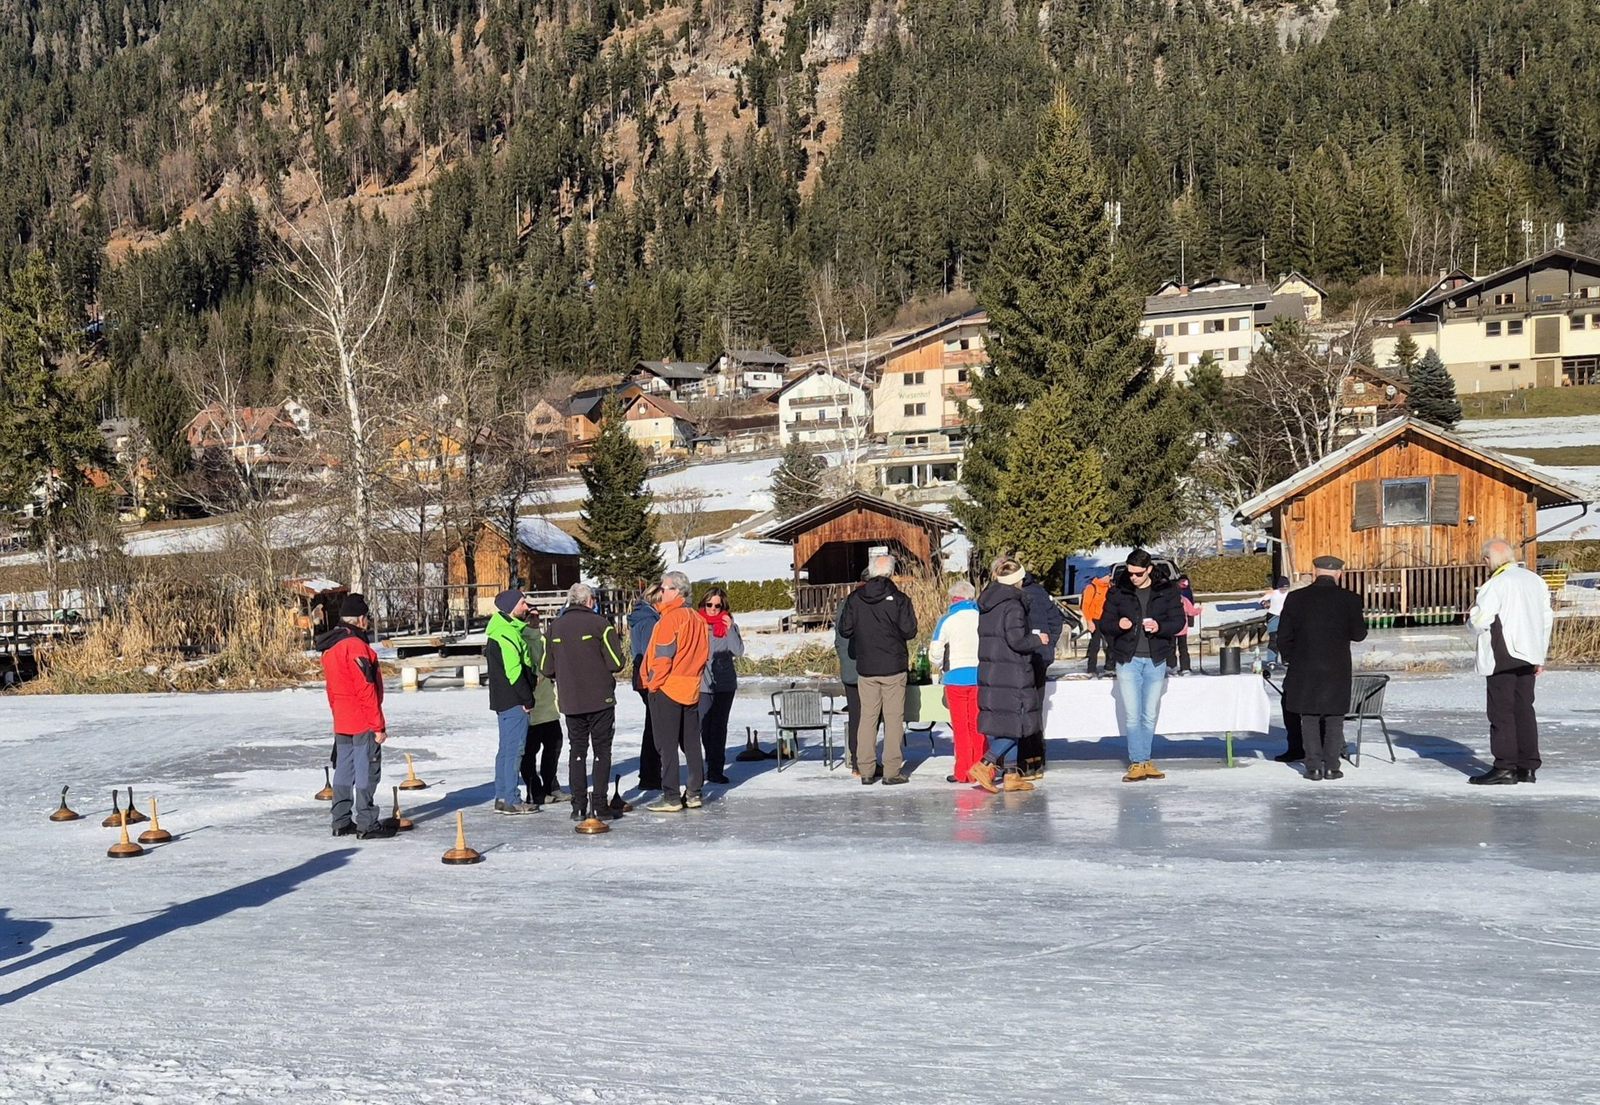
[697, 587, 744, 784]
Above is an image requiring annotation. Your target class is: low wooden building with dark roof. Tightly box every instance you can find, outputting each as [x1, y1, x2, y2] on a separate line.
[1234, 417, 1590, 618]
[763, 492, 960, 624]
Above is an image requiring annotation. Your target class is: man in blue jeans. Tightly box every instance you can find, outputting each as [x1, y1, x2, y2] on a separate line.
[485, 589, 540, 814]
[1099, 550, 1186, 782]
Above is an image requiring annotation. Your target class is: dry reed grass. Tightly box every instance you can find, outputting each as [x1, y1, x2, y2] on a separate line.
[1550, 617, 1600, 665]
[24, 580, 314, 695]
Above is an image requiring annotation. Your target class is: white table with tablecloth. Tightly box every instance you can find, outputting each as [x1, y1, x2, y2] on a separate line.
[1041, 673, 1272, 764]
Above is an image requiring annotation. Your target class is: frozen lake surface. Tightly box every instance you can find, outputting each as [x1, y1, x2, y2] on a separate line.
[3, 672, 1599, 1103]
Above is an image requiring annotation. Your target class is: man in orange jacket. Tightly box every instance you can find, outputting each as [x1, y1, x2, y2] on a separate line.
[1081, 572, 1115, 678]
[316, 593, 398, 839]
[642, 570, 710, 813]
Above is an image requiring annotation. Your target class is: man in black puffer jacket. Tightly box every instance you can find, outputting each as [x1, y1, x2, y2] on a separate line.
[1100, 549, 1186, 783]
[968, 556, 1044, 794]
[542, 582, 627, 820]
[838, 555, 918, 786]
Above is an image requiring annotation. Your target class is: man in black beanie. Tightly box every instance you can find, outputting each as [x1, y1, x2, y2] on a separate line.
[316, 592, 398, 838]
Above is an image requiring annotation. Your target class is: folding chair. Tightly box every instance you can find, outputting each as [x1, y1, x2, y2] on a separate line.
[1345, 673, 1394, 766]
[770, 689, 838, 771]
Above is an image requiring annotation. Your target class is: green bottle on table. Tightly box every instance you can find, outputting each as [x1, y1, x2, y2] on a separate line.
[914, 645, 932, 686]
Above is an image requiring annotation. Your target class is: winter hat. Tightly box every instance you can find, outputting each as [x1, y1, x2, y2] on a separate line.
[494, 589, 524, 616]
[990, 556, 1024, 587]
[339, 592, 370, 620]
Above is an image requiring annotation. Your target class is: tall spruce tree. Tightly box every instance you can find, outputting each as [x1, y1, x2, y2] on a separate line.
[1389, 333, 1419, 377]
[770, 439, 825, 519]
[578, 394, 665, 588]
[0, 252, 106, 606]
[990, 389, 1112, 588]
[1406, 349, 1463, 429]
[960, 91, 1195, 554]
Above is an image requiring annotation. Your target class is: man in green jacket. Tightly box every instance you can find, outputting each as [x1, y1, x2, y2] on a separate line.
[486, 589, 539, 814]
[521, 608, 566, 807]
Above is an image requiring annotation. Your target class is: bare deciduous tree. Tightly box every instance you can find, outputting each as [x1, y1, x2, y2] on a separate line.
[275, 191, 397, 595]
[656, 484, 710, 563]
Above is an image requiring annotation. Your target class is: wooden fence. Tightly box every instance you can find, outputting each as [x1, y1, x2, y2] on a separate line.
[1340, 564, 1491, 618]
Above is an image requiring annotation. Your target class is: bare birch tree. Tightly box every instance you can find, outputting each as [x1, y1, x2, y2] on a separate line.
[275, 193, 397, 595]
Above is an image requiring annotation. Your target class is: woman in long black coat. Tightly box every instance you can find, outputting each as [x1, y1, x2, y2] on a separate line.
[970, 559, 1043, 792]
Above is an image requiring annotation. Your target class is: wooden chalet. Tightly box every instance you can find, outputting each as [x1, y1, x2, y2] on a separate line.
[1234, 417, 1590, 618]
[763, 492, 960, 624]
[445, 516, 582, 616]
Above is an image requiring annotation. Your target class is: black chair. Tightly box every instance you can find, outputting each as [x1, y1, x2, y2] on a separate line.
[1346, 673, 1395, 766]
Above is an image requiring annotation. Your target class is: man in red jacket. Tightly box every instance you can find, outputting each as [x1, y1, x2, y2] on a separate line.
[316, 593, 396, 839]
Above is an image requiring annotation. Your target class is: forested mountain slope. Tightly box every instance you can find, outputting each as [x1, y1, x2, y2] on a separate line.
[4, 0, 1599, 419]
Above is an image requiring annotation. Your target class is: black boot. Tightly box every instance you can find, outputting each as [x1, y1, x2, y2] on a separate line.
[1515, 768, 1537, 783]
[1303, 766, 1323, 781]
[1468, 767, 1518, 785]
[1324, 766, 1345, 780]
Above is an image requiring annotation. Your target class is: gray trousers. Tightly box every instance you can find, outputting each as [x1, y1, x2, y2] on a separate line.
[856, 673, 907, 779]
[332, 731, 381, 831]
[1300, 715, 1346, 772]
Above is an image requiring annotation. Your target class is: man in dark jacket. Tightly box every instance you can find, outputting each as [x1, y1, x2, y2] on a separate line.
[628, 585, 662, 790]
[1277, 555, 1368, 781]
[969, 557, 1041, 794]
[833, 569, 872, 775]
[316, 592, 397, 839]
[543, 582, 628, 818]
[838, 555, 918, 786]
[1100, 549, 1186, 782]
[485, 589, 539, 814]
[1017, 569, 1064, 780]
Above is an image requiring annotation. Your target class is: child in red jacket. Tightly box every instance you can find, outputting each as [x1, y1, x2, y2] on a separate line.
[316, 593, 396, 839]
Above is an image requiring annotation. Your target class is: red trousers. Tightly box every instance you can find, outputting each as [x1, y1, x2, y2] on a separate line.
[945, 684, 985, 782]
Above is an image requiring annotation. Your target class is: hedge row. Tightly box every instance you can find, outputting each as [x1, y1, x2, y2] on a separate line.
[1178, 553, 1274, 594]
[689, 579, 793, 612]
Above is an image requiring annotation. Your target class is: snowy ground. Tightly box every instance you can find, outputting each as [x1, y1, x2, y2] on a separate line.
[4, 672, 1600, 1103]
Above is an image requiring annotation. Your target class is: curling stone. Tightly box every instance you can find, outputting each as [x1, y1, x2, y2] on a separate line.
[391, 786, 414, 832]
[314, 765, 334, 801]
[107, 811, 145, 859]
[440, 812, 483, 865]
[137, 796, 173, 845]
[398, 753, 428, 791]
[49, 785, 82, 822]
[122, 787, 149, 825]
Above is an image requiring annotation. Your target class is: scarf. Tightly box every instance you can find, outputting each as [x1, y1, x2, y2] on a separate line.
[699, 609, 730, 638]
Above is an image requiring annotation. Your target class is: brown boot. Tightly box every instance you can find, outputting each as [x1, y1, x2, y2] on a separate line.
[1002, 771, 1035, 792]
[969, 761, 999, 794]
[1143, 760, 1166, 780]
[1122, 762, 1149, 783]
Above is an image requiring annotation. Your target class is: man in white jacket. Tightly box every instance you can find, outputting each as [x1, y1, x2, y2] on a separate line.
[1467, 539, 1554, 785]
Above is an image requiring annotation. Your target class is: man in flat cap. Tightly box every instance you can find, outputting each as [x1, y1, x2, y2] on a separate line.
[1275, 556, 1368, 780]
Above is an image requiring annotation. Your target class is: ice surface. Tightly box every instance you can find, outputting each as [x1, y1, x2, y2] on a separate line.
[2, 671, 1599, 1103]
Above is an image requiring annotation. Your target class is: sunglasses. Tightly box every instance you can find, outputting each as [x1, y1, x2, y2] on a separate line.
[1127, 568, 1150, 577]
[702, 601, 724, 610]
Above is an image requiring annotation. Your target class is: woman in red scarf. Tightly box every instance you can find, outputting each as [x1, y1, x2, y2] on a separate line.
[698, 587, 744, 784]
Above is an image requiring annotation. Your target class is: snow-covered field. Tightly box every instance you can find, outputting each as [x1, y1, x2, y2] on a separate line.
[4, 672, 1599, 1103]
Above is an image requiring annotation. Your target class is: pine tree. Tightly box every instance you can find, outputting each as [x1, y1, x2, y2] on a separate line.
[961, 91, 1196, 553]
[1389, 333, 1419, 378]
[771, 439, 825, 519]
[989, 389, 1111, 586]
[0, 252, 108, 606]
[578, 394, 665, 588]
[1406, 349, 1463, 429]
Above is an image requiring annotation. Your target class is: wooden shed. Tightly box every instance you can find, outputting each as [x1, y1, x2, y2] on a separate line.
[445, 516, 583, 617]
[763, 492, 960, 624]
[1234, 417, 1590, 617]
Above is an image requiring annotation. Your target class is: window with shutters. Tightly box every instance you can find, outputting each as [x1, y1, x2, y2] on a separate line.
[1432, 475, 1461, 525]
[1381, 478, 1431, 526]
[1352, 480, 1380, 531]
[1534, 316, 1560, 355]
